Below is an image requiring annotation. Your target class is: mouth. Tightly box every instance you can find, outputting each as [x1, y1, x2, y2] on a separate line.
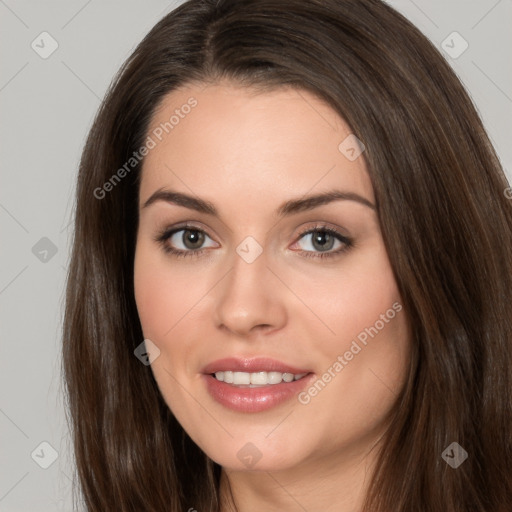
[201, 357, 314, 413]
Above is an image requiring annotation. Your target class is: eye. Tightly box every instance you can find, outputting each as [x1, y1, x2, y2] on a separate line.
[154, 224, 218, 259]
[154, 223, 353, 260]
[292, 225, 353, 259]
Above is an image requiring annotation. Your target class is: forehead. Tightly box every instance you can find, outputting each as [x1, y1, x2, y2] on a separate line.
[138, 81, 374, 209]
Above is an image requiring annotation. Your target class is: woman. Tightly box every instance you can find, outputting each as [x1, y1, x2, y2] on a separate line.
[62, 0, 512, 510]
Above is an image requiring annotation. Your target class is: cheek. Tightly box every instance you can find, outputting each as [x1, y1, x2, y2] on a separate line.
[288, 258, 409, 453]
[134, 243, 205, 342]
[289, 241, 403, 350]
[288, 242, 410, 406]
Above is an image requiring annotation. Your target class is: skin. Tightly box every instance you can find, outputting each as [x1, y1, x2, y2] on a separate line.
[133, 81, 411, 511]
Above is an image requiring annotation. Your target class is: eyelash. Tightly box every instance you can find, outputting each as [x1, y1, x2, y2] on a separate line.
[153, 222, 353, 260]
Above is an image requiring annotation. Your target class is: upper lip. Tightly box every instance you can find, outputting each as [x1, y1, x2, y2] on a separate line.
[202, 357, 312, 375]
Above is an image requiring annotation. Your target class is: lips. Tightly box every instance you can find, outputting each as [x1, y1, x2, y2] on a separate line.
[202, 357, 311, 375]
[201, 357, 314, 413]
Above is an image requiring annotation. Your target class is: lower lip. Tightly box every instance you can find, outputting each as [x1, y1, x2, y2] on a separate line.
[203, 373, 314, 413]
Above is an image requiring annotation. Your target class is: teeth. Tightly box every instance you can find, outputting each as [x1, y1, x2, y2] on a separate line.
[213, 371, 308, 386]
[268, 371, 283, 384]
[250, 372, 267, 385]
[233, 371, 250, 385]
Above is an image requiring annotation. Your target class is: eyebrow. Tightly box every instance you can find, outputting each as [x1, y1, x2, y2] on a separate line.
[142, 188, 375, 216]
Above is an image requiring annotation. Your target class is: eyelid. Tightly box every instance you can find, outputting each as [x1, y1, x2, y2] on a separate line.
[156, 221, 217, 240]
[294, 222, 351, 241]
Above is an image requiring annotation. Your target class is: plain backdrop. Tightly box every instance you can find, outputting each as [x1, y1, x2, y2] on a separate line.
[1, 1, 511, 510]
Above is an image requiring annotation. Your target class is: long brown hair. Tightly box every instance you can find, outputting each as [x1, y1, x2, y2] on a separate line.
[62, 0, 512, 510]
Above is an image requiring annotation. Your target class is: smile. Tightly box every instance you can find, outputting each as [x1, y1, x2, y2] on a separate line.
[202, 357, 314, 413]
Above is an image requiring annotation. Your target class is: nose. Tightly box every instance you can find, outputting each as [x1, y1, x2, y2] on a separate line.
[213, 245, 287, 338]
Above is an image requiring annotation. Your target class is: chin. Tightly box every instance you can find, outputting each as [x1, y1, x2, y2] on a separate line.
[200, 435, 311, 473]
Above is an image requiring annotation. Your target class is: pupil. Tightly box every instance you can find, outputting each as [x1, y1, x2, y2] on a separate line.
[312, 230, 334, 251]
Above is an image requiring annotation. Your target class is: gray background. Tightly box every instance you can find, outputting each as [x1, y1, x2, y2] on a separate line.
[1, 1, 511, 510]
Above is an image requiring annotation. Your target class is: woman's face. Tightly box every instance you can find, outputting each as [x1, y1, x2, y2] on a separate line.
[134, 81, 410, 473]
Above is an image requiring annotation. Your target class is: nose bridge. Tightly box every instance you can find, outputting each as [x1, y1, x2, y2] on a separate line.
[213, 239, 287, 336]
[232, 237, 270, 290]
